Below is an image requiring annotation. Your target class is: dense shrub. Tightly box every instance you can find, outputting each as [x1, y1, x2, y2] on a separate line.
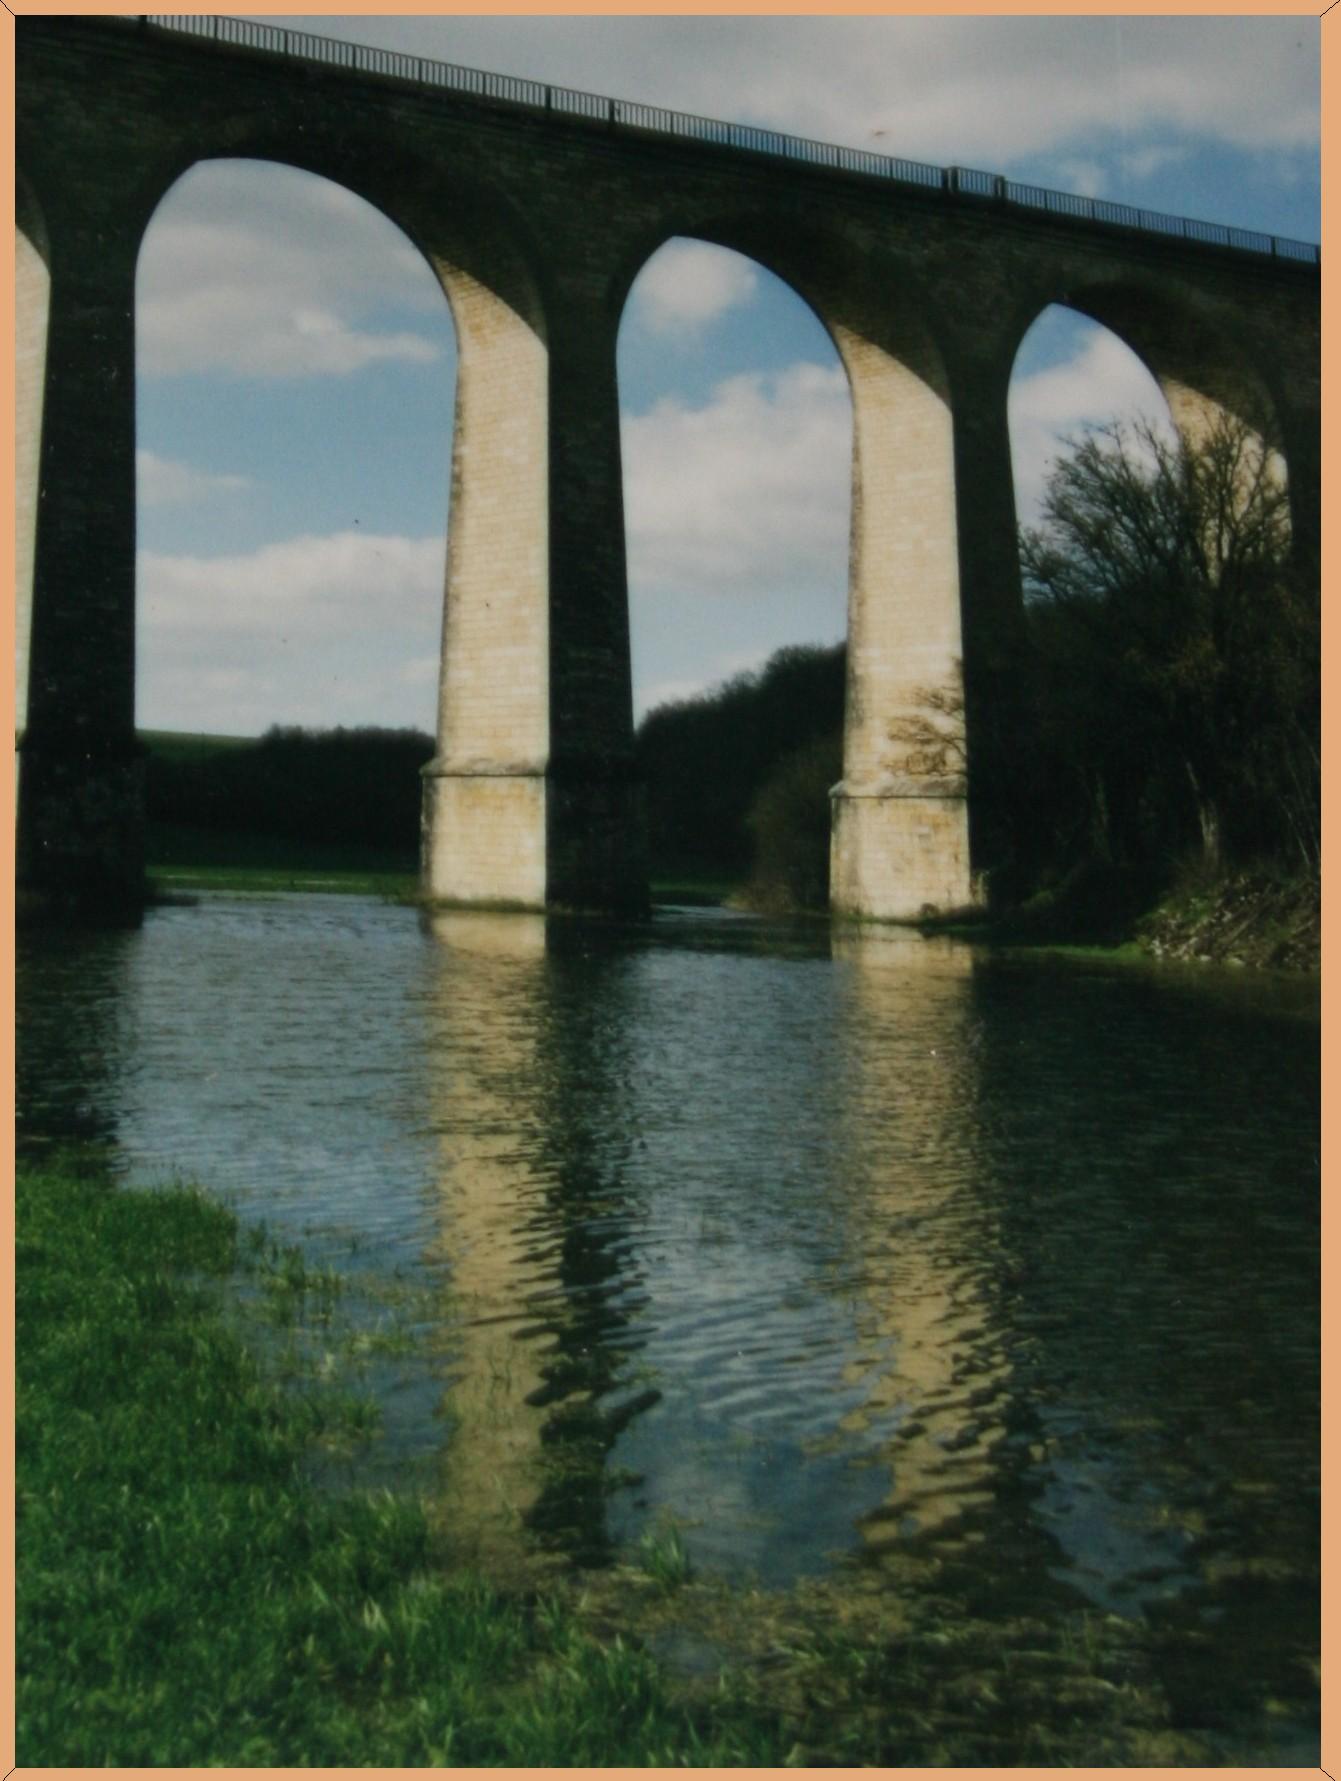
[744, 732, 843, 911]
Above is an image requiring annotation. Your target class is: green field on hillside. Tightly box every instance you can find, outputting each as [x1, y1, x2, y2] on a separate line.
[139, 728, 257, 762]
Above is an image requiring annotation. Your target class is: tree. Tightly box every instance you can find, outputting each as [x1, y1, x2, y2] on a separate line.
[1018, 414, 1317, 881]
[744, 731, 843, 911]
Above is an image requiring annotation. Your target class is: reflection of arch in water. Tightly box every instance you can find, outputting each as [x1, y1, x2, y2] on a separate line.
[419, 911, 652, 1570]
[828, 929, 1011, 1552]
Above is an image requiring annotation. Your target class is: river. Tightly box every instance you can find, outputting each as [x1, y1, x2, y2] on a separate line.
[16, 892, 1320, 1759]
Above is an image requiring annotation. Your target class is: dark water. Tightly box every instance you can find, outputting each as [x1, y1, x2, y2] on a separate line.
[17, 895, 1319, 1751]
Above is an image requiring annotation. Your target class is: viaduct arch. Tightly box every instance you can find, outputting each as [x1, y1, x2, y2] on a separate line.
[15, 15, 1320, 923]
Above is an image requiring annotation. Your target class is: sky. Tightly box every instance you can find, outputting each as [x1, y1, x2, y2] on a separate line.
[117, 13, 1321, 736]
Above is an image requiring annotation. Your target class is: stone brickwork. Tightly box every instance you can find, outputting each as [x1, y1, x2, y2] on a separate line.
[422, 774, 547, 910]
[831, 787, 973, 923]
[15, 16, 1320, 922]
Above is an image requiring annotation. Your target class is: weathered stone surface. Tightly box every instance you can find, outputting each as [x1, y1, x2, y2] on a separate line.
[15, 16, 1319, 923]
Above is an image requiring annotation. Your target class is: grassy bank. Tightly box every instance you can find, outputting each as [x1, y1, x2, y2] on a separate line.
[1133, 867, 1320, 972]
[15, 1159, 779, 1766]
[147, 820, 419, 899]
[149, 862, 419, 899]
[919, 862, 1320, 976]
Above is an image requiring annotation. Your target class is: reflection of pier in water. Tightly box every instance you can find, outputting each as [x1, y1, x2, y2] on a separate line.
[420, 912, 653, 1569]
[16, 927, 133, 1160]
[829, 929, 1012, 1555]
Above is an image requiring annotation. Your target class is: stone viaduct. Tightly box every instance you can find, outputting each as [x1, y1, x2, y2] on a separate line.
[14, 15, 1320, 923]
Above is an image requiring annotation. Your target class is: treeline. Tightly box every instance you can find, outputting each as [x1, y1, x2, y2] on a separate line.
[635, 644, 845, 898]
[1002, 417, 1319, 915]
[146, 726, 435, 856]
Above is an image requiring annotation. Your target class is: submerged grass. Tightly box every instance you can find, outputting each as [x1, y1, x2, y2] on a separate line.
[15, 1159, 782, 1766]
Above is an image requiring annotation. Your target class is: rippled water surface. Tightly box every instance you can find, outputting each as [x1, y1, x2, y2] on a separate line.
[18, 895, 1319, 1751]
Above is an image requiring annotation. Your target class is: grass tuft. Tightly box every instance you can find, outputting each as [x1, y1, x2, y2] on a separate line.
[638, 1522, 694, 1592]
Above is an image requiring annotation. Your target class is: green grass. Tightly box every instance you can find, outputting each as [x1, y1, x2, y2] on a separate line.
[15, 1159, 782, 1766]
[638, 1522, 694, 1592]
[138, 728, 256, 763]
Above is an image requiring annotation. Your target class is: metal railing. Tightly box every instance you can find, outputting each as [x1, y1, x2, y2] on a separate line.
[144, 14, 1320, 267]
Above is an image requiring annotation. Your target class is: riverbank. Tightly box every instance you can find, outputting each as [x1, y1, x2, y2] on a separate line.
[921, 864, 1320, 976]
[18, 1156, 1315, 1766]
[1133, 869, 1320, 972]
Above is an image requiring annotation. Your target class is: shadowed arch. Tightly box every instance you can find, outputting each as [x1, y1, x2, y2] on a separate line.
[614, 210, 970, 920]
[609, 207, 953, 403]
[138, 112, 549, 344]
[1067, 278, 1282, 455]
[1004, 271, 1285, 461]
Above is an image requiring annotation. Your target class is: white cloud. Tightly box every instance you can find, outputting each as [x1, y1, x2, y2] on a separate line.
[1050, 159, 1106, 201]
[1118, 144, 1191, 183]
[629, 241, 758, 336]
[137, 450, 251, 507]
[138, 160, 449, 378]
[754, 19, 1316, 167]
[140, 531, 444, 634]
[137, 531, 445, 733]
[1008, 323, 1175, 525]
[623, 362, 850, 600]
